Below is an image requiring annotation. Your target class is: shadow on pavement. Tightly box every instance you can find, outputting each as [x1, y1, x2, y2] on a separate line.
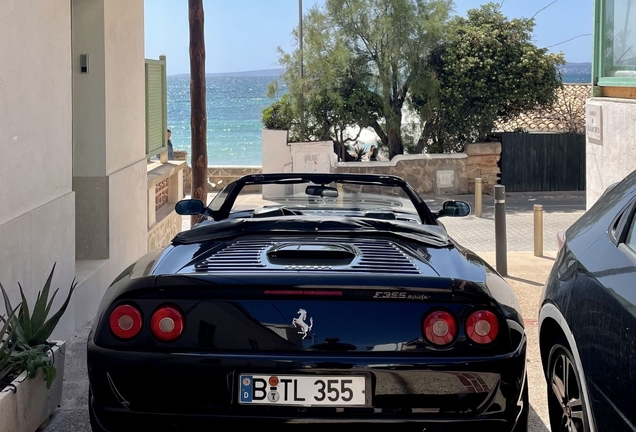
[536, 256, 556, 262]
[506, 275, 545, 287]
[530, 405, 551, 432]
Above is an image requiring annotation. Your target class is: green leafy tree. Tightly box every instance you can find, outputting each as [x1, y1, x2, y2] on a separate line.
[420, 3, 565, 151]
[327, 0, 452, 158]
[262, 93, 295, 131]
[265, 6, 382, 158]
[266, 0, 452, 159]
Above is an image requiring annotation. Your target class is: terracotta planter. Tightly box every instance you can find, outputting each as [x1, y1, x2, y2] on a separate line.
[0, 341, 66, 432]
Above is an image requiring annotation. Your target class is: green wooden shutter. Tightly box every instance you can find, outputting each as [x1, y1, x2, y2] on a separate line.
[145, 55, 168, 157]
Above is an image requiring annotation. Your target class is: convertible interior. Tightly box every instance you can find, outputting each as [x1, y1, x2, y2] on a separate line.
[241, 205, 420, 223]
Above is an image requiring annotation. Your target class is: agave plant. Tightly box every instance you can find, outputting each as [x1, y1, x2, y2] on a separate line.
[0, 307, 20, 383]
[0, 263, 77, 389]
[1, 263, 77, 347]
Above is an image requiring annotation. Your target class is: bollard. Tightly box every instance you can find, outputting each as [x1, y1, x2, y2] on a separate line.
[494, 185, 508, 276]
[534, 204, 544, 257]
[475, 178, 483, 218]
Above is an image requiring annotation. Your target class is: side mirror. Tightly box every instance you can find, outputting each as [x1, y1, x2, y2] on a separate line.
[437, 200, 471, 218]
[175, 199, 205, 215]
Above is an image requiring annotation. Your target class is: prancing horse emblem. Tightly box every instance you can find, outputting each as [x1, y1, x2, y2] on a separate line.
[292, 308, 313, 339]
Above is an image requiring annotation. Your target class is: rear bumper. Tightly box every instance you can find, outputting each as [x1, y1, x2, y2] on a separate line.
[88, 335, 527, 432]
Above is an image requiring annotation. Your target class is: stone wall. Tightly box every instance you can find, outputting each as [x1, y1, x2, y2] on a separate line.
[175, 143, 500, 196]
[464, 143, 502, 194]
[148, 210, 182, 251]
[174, 152, 262, 193]
[333, 143, 501, 195]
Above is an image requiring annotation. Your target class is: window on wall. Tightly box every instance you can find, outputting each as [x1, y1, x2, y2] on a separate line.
[596, 0, 636, 86]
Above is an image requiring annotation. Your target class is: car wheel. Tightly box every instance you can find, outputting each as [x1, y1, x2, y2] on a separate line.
[88, 389, 108, 432]
[512, 376, 529, 432]
[547, 344, 589, 432]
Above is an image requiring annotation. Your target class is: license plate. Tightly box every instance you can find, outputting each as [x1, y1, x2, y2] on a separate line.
[239, 374, 367, 406]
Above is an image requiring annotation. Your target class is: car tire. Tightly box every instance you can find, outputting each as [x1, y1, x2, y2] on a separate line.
[88, 389, 108, 432]
[547, 343, 590, 432]
[512, 376, 529, 432]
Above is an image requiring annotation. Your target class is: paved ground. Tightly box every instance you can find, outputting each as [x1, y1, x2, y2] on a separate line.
[426, 192, 585, 252]
[43, 191, 585, 431]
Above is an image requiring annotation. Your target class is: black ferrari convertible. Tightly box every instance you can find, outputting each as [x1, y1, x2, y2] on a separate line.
[87, 173, 528, 431]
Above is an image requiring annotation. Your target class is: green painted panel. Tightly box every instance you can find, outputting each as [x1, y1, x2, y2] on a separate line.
[145, 56, 167, 158]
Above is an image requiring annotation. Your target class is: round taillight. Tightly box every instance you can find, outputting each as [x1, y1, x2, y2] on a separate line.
[466, 310, 499, 344]
[109, 304, 142, 339]
[423, 311, 458, 346]
[150, 306, 184, 342]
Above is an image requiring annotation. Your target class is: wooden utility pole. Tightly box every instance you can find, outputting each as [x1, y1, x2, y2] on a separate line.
[188, 0, 207, 225]
[298, 0, 305, 140]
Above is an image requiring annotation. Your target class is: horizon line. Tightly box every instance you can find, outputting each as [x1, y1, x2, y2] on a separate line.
[169, 67, 285, 77]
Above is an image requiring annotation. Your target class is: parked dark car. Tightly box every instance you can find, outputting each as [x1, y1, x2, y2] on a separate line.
[87, 173, 528, 432]
[540, 171, 636, 432]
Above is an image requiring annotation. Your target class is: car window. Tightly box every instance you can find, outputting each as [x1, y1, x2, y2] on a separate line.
[209, 182, 236, 212]
[229, 181, 420, 216]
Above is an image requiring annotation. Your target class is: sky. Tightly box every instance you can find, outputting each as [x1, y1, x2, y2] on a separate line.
[144, 0, 595, 76]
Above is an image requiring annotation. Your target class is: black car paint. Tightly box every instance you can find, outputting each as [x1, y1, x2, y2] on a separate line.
[88, 173, 527, 431]
[541, 170, 636, 431]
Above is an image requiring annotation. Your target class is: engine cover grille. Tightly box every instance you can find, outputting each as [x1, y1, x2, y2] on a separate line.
[194, 238, 421, 274]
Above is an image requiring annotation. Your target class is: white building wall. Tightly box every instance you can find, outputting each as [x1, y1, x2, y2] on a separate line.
[0, 0, 149, 342]
[586, 98, 636, 209]
[71, 0, 148, 333]
[0, 0, 76, 339]
[71, 0, 107, 178]
[103, 0, 148, 277]
[104, 0, 146, 176]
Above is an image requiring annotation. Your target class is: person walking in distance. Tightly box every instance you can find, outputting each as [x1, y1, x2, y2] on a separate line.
[167, 129, 174, 160]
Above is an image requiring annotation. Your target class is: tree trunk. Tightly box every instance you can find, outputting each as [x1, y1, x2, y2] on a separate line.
[385, 110, 403, 159]
[188, 0, 207, 225]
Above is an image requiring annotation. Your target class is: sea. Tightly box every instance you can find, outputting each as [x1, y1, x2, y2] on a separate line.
[167, 73, 591, 167]
[168, 75, 283, 166]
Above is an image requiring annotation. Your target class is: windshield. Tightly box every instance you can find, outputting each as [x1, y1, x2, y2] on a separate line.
[207, 176, 431, 223]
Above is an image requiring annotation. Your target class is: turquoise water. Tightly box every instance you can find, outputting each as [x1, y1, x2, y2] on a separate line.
[167, 73, 589, 166]
[562, 73, 591, 83]
[167, 75, 283, 166]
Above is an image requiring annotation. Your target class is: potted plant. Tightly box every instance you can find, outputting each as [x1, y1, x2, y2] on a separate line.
[0, 263, 77, 432]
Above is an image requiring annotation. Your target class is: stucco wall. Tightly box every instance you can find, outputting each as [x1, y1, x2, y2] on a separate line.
[586, 99, 636, 209]
[70, 0, 147, 338]
[0, 1, 73, 225]
[72, 1, 147, 241]
[72, 0, 107, 178]
[108, 161, 148, 278]
[104, 0, 146, 175]
[0, 0, 76, 338]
